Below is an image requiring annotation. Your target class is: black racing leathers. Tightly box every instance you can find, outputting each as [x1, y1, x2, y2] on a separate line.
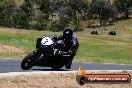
[53, 35, 79, 69]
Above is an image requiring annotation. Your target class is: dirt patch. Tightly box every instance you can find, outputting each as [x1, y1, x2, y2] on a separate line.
[0, 71, 131, 88]
[0, 44, 27, 54]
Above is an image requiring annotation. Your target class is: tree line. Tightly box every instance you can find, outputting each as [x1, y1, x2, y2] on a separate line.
[0, 0, 132, 31]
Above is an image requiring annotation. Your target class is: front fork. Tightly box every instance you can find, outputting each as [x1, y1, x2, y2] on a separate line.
[33, 49, 44, 61]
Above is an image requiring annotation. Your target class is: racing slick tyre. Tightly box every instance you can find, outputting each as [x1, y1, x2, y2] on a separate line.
[21, 52, 36, 70]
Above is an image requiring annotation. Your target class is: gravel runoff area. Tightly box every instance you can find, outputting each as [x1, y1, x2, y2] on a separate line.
[0, 70, 132, 88]
[0, 44, 26, 54]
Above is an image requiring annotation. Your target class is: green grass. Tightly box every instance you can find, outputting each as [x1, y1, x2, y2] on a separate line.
[76, 44, 132, 64]
[0, 28, 61, 50]
[0, 28, 61, 58]
[0, 18, 132, 64]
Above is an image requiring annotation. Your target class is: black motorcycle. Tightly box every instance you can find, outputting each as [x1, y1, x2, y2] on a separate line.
[21, 36, 72, 70]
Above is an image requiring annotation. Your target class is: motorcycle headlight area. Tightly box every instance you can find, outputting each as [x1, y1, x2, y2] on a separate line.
[40, 37, 54, 54]
[41, 37, 54, 46]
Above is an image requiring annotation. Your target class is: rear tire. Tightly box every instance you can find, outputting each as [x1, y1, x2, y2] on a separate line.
[21, 52, 36, 70]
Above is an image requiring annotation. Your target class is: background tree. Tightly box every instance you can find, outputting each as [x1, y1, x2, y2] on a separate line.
[33, 0, 51, 31]
[90, 0, 117, 26]
[0, 0, 16, 27]
[49, 0, 90, 31]
[0, 0, 131, 31]
[113, 0, 132, 19]
[67, 0, 89, 31]
[13, 0, 34, 29]
[49, 0, 72, 31]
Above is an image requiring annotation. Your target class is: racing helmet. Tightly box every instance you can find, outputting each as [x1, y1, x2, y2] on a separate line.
[63, 28, 73, 42]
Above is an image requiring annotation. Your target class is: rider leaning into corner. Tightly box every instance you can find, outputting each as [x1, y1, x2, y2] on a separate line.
[53, 28, 79, 69]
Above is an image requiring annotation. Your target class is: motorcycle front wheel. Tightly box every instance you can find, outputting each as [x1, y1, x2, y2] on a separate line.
[21, 52, 36, 70]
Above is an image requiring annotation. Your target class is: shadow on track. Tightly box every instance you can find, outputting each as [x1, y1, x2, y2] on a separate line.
[31, 68, 70, 71]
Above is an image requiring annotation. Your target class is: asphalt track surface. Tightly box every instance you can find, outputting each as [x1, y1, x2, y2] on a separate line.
[0, 59, 132, 73]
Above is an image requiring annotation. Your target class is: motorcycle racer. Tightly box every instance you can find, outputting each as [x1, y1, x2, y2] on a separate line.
[53, 28, 79, 69]
[21, 28, 79, 70]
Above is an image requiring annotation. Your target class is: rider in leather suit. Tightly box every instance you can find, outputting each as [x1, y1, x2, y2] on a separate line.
[53, 28, 79, 69]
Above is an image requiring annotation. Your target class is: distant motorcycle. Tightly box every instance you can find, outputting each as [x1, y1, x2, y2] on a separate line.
[21, 36, 72, 70]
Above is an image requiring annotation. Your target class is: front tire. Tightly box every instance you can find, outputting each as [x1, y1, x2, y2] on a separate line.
[21, 52, 36, 70]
